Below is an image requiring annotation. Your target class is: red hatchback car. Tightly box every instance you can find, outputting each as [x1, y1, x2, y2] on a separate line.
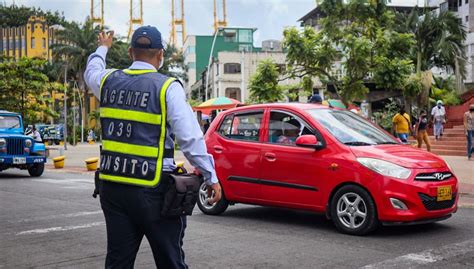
[197, 103, 458, 235]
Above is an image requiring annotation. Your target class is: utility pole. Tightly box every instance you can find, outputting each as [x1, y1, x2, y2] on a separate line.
[128, 0, 144, 40]
[170, 0, 186, 47]
[63, 65, 68, 150]
[213, 0, 227, 33]
[90, 0, 104, 28]
[73, 88, 76, 146]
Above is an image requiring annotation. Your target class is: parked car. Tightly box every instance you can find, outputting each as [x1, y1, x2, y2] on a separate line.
[198, 103, 458, 235]
[0, 111, 46, 177]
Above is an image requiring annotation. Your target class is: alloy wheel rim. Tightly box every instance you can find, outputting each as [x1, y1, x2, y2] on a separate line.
[199, 183, 215, 210]
[336, 192, 367, 229]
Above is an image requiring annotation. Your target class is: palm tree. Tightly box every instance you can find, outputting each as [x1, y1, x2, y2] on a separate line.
[52, 18, 99, 93]
[401, 7, 466, 108]
[405, 7, 466, 80]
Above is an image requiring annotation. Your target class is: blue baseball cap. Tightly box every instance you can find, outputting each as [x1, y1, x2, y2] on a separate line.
[131, 26, 164, 49]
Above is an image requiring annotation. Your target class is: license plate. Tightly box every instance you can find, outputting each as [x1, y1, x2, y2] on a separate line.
[13, 157, 26, 164]
[437, 186, 452, 202]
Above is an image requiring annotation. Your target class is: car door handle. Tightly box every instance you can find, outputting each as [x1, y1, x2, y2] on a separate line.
[213, 146, 223, 153]
[264, 152, 276, 162]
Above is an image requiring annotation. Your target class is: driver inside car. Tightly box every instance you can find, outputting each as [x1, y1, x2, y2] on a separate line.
[277, 119, 301, 145]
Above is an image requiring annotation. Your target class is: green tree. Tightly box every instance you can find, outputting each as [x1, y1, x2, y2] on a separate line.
[0, 58, 62, 125]
[107, 39, 132, 70]
[283, 0, 414, 105]
[52, 19, 100, 93]
[430, 75, 461, 106]
[248, 59, 284, 103]
[404, 8, 466, 77]
[161, 44, 188, 82]
[0, 4, 65, 27]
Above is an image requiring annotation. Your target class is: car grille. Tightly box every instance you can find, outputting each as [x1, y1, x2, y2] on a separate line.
[415, 172, 453, 182]
[418, 192, 456, 211]
[6, 138, 25, 155]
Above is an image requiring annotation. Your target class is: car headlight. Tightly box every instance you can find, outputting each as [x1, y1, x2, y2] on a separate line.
[25, 139, 32, 147]
[357, 157, 411, 180]
[0, 138, 6, 147]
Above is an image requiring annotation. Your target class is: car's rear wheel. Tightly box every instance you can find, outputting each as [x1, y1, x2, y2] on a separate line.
[28, 163, 44, 177]
[330, 185, 378, 235]
[197, 181, 229, 215]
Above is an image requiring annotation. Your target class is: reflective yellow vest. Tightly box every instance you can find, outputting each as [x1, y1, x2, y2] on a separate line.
[98, 69, 176, 187]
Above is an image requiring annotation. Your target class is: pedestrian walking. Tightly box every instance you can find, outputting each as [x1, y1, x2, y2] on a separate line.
[464, 104, 474, 160]
[415, 110, 431, 152]
[392, 107, 414, 143]
[308, 93, 323, 104]
[84, 27, 222, 268]
[431, 100, 446, 140]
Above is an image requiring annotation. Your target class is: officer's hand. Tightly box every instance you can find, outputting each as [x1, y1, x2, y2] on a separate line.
[207, 182, 222, 205]
[98, 31, 114, 49]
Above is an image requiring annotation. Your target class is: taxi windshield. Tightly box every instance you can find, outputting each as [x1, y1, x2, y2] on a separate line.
[0, 115, 21, 129]
[306, 109, 397, 146]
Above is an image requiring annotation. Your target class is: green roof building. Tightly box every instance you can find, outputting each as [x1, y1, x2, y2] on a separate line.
[183, 27, 261, 96]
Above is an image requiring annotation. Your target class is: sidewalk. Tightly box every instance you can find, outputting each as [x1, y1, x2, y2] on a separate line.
[45, 143, 474, 207]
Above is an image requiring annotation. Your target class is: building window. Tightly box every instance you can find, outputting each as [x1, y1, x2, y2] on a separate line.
[224, 63, 241, 74]
[449, 0, 459, 11]
[459, 0, 462, 6]
[466, 0, 469, 4]
[223, 29, 237, 42]
[187, 62, 196, 69]
[42, 38, 46, 48]
[31, 37, 35, 49]
[239, 44, 252, 52]
[238, 29, 252, 43]
[225, 87, 241, 101]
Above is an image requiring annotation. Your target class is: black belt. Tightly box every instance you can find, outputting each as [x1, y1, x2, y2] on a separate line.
[163, 148, 174, 159]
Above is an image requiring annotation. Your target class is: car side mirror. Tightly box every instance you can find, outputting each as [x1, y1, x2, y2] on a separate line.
[296, 135, 323, 149]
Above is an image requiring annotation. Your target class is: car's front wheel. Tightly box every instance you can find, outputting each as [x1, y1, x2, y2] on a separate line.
[330, 185, 379, 235]
[197, 181, 229, 215]
[28, 163, 44, 177]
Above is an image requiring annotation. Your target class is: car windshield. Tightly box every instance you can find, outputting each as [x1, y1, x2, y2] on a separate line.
[0, 115, 21, 129]
[306, 109, 397, 145]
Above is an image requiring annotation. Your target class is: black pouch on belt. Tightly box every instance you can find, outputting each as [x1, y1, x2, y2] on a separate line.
[161, 173, 203, 217]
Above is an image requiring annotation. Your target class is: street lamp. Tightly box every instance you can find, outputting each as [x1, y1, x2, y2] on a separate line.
[205, 27, 224, 101]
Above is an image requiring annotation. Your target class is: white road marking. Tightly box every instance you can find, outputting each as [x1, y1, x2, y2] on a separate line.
[12, 210, 102, 223]
[16, 221, 104, 235]
[33, 178, 93, 184]
[361, 239, 474, 268]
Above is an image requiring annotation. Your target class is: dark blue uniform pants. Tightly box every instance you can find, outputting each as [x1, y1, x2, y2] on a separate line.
[100, 176, 188, 269]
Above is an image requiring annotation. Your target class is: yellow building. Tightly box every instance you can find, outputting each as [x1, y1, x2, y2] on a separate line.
[0, 16, 56, 60]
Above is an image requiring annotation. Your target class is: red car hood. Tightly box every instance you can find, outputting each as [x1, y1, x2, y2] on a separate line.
[350, 145, 448, 169]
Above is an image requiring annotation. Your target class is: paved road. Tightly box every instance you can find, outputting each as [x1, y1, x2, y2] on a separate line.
[1, 170, 473, 268]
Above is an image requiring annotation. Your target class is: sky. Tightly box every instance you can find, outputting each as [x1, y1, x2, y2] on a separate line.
[3, 0, 429, 46]
[4, 0, 322, 47]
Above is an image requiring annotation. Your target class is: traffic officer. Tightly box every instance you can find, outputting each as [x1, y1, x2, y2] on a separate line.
[84, 27, 222, 268]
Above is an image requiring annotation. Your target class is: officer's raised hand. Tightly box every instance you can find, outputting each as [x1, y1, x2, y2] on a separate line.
[98, 30, 114, 48]
[208, 182, 222, 205]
